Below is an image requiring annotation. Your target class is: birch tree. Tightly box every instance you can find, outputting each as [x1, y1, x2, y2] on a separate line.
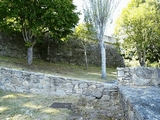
[75, 23, 96, 70]
[83, 0, 119, 79]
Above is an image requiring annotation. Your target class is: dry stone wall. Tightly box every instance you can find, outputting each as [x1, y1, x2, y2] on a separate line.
[0, 66, 160, 120]
[118, 67, 160, 120]
[117, 67, 160, 86]
[0, 67, 123, 119]
[0, 33, 27, 58]
[119, 86, 160, 120]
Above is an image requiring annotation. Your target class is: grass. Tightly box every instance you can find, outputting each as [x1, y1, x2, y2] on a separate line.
[0, 55, 117, 82]
[0, 90, 79, 120]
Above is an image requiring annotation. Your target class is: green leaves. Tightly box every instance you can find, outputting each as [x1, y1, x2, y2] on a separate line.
[74, 23, 96, 42]
[0, 0, 79, 41]
[115, 0, 160, 66]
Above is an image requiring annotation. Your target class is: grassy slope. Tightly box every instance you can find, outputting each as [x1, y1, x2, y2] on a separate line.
[0, 56, 117, 119]
[0, 56, 117, 82]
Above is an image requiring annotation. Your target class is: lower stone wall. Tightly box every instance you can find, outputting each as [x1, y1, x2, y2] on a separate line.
[1, 66, 159, 119]
[119, 86, 160, 120]
[117, 67, 160, 120]
[0, 67, 123, 119]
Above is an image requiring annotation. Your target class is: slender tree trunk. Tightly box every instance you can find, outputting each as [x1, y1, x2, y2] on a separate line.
[47, 41, 50, 62]
[99, 25, 106, 79]
[100, 40, 106, 79]
[138, 50, 146, 67]
[83, 44, 88, 70]
[27, 46, 33, 65]
[142, 49, 146, 66]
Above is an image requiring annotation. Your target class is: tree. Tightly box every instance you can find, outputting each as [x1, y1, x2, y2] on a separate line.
[0, 0, 79, 65]
[74, 23, 96, 69]
[83, 0, 119, 79]
[115, 0, 160, 66]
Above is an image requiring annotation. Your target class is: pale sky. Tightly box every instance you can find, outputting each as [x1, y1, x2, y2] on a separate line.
[73, 0, 131, 36]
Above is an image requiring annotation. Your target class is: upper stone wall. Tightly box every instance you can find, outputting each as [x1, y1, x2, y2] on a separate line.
[0, 32, 124, 67]
[0, 33, 27, 58]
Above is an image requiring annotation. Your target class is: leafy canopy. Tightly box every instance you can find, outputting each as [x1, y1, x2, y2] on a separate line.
[0, 0, 80, 41]
[115, 0, 160, 66]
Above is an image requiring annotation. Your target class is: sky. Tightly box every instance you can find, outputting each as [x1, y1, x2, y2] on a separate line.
[73, 0, 131, 36]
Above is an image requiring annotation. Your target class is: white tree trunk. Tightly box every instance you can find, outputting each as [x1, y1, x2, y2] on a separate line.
[84, 46, 88, 70]
[100, 40, 106, 79]
[27, 46, 33, 65]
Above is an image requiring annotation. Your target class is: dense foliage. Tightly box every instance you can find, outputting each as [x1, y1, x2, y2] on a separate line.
[115, 0, 160, 66]
[0, 0, 79, 65]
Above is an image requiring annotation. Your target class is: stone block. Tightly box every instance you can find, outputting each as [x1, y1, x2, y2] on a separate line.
[134, 67, 153, 79]
[36, 73, 45, 79]
[152, 78, 160, 87]
[12, 70, 22, 78]
[79, 82, 88, 88]
[157, 68, 160, 78]
[11, 76, 22, 85]
[32, 79, 40, 84]
[132, 78, 151, 86]
[55, 90, 66, 96]
[22, 71, 31, 76]
[128, 111, 134, 120]
[89, 84, 96, 89]
[74, 85, 83, 94]
[101, 95, 110, 101]
[103, 89, 111, 95]
[22, 81, 29, 87]
[83, 88, 92, 96]
[63, 83, 73, 93]
[91, 88, 103, 98]
[23, 76, 31, 82]
[71, 80, 79, 85]
[117, 70, 125, 77]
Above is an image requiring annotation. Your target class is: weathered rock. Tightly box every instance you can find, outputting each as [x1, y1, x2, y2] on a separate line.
[119, 86, 160, 120]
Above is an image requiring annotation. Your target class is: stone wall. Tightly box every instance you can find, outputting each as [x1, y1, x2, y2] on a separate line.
[0, 66, 160, 120]
[0, 32, 125, 67]
[117, 67, 160, 86]
[119, 86, 160, 120]
[118, 67, 160, 120]
[0, 33, 27, 58]
[0, 66, 123, 119]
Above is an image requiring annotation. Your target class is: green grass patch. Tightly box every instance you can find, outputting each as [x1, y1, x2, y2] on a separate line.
[0, 55, 117, 82]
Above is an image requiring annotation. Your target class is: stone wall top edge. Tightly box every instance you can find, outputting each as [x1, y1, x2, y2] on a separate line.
[0, 66, 117, 85]
[117, 66, 160, 69]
